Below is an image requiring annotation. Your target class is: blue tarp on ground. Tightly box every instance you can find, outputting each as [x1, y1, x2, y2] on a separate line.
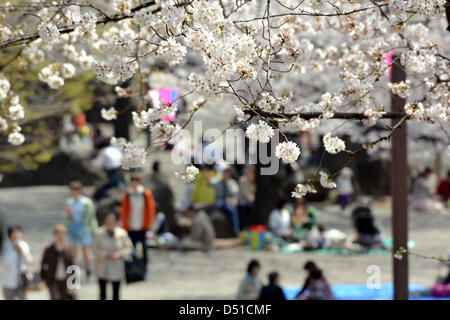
[283, 283, 450, 300]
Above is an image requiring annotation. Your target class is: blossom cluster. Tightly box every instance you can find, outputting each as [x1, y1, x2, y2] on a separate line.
[101, 107, 118, 121]
[38, 63, 76, 89]
[175, 165, 200, 183]
[388, 81, 410, 99]
[275, 141, 301, 163]
[319, 171, 336, 189]
[292, 183, 316, 199]
[245, 121, 274, 144]
[323, 133, 346, 154]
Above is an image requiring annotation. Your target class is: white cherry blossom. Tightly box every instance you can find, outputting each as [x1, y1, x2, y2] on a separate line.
[8, 128, 25, 146]
[245, 120, 274, 143]
[101, 107, 118, 121]
[9, 104, 25, 121]
[275, 141, 301, 163]
[175, 165, 199, 183]
[319, 171, 336, 189]
[292, 183, 316, 199]
[323, 133, 346, 154]
[0, 117, 8, 131]
[121, 142, 147, 169]
[157, 38, 187, 66]
[38, 22, 60, 45]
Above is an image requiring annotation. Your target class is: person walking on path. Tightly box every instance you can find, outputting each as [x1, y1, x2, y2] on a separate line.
[40, 224, 75, 300]
[336, 167, 354, 210]
[66, 181, 97, 277]
[1, 226, 33, 300]
[119, 172, 155, 270]
[93, 212, 133, 300]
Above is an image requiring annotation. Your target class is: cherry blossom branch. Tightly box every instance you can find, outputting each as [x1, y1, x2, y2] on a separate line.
[0, 1, 160, 50]
[303, 114, 408, 191]
[233, 3, 388, 23]
[245, 110, 410, 120]
[395, 247, 450, 263]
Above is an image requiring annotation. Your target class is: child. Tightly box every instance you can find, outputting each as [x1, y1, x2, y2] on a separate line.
[301, 225, 326, 251]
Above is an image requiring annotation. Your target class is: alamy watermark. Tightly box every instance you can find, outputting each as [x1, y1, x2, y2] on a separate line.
[366, 265, 381, 290]
[66, 265, 81, 290]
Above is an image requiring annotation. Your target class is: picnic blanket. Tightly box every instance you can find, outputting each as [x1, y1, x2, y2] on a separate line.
[279, 238, 416, 255]
[283, 283, 450, 300]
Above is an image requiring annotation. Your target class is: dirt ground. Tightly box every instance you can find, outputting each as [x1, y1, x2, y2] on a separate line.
[0, 186, 449, 300]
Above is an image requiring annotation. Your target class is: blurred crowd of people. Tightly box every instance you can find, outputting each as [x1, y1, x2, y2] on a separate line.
[1, 116, 448, 300]
[266, 196, 387, 252]
[0, 172, 218, 300]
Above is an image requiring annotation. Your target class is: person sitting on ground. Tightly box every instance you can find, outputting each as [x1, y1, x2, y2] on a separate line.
[40, 224, 75, 300]
[259, 272, 287, 301]
[436, 170, 450, 207]
[295, 260, 334, 300]
[301, 225, 326, 251]
[237, 166, 256, 231]
[236, 259, 263, 300]
[191, 164, 220, 208]
[150, 204, 169, 236]
[411, 167, 444, 213]
[291, 199, 318, 240]
[268, 199, 293, 240]
[146, 204, 170, 248]
[180, 206, 216, 251]
[295, 260, 317, 298]
[351, 201, 383, 249]
[207, 168, 240, 237]
[302, 268, 334, 300]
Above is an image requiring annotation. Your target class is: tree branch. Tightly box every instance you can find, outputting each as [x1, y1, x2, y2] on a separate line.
[0, 1, 159, 50]
[245, 110, 409, 120]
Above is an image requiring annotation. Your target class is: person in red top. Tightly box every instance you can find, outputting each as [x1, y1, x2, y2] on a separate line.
[437, 170, 450, 204]
[120, 172, 155, 269]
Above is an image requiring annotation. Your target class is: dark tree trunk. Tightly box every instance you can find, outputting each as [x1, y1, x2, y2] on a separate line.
[391, 54, 409, 300]
[114, 94, 132, 140]
[248, 131, 286, 226]
[249, 163, 285, 226]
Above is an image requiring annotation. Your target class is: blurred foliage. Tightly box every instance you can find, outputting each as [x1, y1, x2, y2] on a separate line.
[0, 48, 97, 173]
